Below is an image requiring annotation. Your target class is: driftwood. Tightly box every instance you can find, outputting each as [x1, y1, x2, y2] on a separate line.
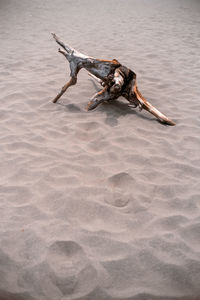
[52, 33, 175, 126]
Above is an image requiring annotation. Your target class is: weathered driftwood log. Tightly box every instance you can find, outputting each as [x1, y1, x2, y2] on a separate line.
[52, 33, 175, 126]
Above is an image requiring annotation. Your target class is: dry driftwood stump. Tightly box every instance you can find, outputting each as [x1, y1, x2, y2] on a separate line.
[52, 33, 175, 126]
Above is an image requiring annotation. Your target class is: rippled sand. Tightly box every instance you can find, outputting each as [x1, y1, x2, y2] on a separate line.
[0, 0, 200, 299]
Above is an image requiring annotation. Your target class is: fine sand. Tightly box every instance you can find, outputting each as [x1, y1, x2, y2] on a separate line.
[0, 0, 200, 299]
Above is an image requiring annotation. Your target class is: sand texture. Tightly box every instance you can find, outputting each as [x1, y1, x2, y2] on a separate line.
[0, 0, 200, 299]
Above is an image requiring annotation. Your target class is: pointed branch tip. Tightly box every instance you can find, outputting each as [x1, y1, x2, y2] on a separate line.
[51, 33, 57, 40]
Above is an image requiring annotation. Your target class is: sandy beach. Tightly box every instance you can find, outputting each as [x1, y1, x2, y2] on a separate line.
[0, 0, 200, 299]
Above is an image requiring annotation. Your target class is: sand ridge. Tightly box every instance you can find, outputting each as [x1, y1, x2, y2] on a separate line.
[0, 0, 200, 299]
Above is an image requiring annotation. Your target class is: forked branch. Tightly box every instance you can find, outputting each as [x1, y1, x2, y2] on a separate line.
[52, 34, 175, 126]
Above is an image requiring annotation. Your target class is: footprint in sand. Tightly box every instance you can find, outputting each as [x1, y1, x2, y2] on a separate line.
[108, 172, 135, 190]
[47, 240, 97, 296]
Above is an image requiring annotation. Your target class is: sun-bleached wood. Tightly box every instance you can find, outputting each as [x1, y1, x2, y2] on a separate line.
[52, 33, 175, 126]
